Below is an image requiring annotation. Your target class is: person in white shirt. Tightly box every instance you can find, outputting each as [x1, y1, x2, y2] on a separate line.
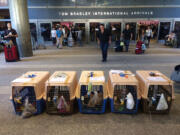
[51, 27, 57, 46]
[77, 27, 82, 46]
[145, 26, 152, 48]
[62, 26, 66, 36]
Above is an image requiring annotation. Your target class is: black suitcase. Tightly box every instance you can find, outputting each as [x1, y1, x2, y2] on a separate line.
[115, 40, 123, 52]
[115, 46, 123, 52]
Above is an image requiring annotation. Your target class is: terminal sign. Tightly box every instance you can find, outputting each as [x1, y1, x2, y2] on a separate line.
[59, 11, 154, 17]
[28, 7, 180, 19]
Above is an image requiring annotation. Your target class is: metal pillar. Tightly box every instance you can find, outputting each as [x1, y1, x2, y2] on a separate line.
[85, 21, 90, 44]
[8, 0, 33, 57]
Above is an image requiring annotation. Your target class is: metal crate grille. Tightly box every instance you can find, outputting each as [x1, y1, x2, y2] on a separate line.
[146, 85, 172, 113]
[80, 85, 104, 112]
[46, 86, 73, 114]
[13, 87, 36, 114]
[113, 85, 137, 113]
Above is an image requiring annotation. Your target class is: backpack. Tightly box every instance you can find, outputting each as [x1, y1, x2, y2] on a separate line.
[141, 44, 146, 50]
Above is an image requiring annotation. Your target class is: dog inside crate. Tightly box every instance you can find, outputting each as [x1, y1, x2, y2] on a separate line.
[147, 85, 172, 111]
[113, 85, 137, 112]
[47, 86, 71, 114]
[80, 84, 104, 111]
[13, 86, 37, 117]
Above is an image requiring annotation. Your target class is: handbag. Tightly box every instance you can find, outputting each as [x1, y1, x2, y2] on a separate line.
[120, 41, 124, 46]
[141, 44, 146, 50]
[145, 39, 149, 45]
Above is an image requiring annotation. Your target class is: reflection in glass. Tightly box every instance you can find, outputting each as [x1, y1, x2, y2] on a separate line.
[0, 0, 8, 7]
[47, 0, 76, 6]
[90, 22, 100, 42]
[158, 22, 170, 40]
[40, 23, 51, 41]
[125, 22, 136, 40]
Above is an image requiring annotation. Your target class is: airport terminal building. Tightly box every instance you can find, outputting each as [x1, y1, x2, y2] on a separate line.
[1, 0, 180, 54]
[1, 1, 180, 135]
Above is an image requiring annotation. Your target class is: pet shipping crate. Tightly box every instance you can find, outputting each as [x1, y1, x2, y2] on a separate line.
[11, 71, 50, 117]
[76, 71, 108, 114]
[45, 71, 77, 115]
[136, 70, 174, 114]
[108, 70, 140, 114]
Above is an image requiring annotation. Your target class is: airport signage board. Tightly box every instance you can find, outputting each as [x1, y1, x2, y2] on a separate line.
[28, 7, 180, 19]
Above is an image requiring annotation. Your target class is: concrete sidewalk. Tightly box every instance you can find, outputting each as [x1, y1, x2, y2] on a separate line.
[0, 43, 180, 135]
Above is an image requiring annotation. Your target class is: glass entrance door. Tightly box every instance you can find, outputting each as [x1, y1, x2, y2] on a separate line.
[158, 22, 171, 40]
[30, 23, 37, 41]
[38, 22, 52, 46]
[174, 21, 180, 33]
[74, 23, 86, 42]
[174, 21, 180, 48]
[90, 22, 100, 42]
[125, 22, 136, 41]
[40, 23, 51, 41]
[107, 22, 121, 41]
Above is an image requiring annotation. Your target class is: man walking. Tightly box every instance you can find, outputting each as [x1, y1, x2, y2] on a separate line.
[145, 26, 152, 48]
[51, 27, 57, 46]
[123, 24, 133, 52]
[4, 23, 20, 60]
[56, 27, 63, 49]
[97, 24, 111, 62]
[77, 27, 82, 46]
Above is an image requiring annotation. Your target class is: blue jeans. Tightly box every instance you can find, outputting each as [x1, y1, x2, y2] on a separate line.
[77, 38, 82, 46]
[124, 40, 130, 52]
[100, 42, 109, 61]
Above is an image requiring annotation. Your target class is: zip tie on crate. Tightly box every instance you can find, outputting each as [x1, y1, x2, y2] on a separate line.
[119, 73, 134, 78]
[23, 74, 36, 78]
[55, 72, 67, 78]
[48, 72, 69, 83]
[88, 72, 94, 78]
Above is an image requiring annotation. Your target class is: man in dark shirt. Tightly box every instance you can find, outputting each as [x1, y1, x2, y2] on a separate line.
[4, 23, 20, 60]
[123, 24, 133, 52]
[97, 24, 111, 62]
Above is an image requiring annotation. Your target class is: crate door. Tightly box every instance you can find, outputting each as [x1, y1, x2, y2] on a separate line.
[12, 86, 37, 115]
[113, 85, 138, 113]
[46, 86, 73, 114]
[80, 85, 104, 113]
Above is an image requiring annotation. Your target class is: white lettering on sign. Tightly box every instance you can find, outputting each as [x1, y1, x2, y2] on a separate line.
[59, 10, 154, 17]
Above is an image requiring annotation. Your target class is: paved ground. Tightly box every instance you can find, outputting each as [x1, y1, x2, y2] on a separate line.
[0, 43, 180, 135]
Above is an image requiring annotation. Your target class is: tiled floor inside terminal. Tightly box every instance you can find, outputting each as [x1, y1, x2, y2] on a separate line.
[0, 43, 180, 135]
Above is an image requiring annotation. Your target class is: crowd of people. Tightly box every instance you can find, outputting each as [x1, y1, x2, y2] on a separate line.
[50, 25, 83, 49]
[30, 24, 83, 50]
[1, 22, 180, 63]
[97, 23, 157, 62]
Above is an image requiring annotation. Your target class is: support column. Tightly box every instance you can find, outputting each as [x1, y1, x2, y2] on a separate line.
[8, 0, 33, 57]
[85, 21, 90, 44]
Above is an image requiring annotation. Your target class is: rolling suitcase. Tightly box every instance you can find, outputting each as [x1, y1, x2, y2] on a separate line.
[115, 40, 124, 52]
[115, 46, 123, 52]
[135, 49, 142, 54]
[4, 45, 18, 62]
[135, 41, 143, 54]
